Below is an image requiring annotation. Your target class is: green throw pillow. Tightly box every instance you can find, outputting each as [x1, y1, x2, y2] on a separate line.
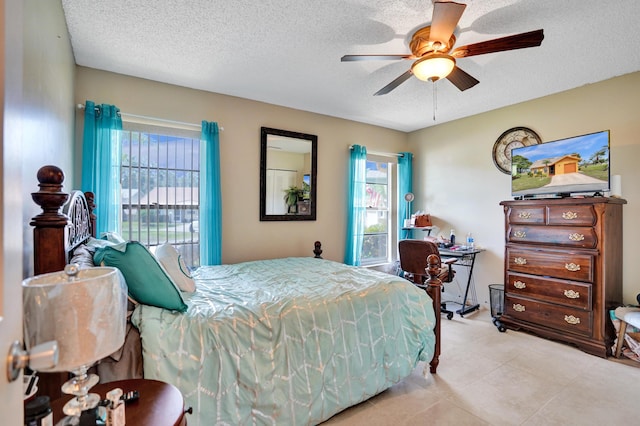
[94, 241, 188, 312]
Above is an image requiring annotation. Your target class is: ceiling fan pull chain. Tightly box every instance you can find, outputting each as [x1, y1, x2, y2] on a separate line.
[433, 82, 437, 121]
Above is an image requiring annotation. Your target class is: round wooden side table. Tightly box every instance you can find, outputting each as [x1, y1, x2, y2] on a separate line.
[51, 378, 188, 425]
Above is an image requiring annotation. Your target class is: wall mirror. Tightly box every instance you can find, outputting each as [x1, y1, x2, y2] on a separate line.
[260, 127, 317, 221]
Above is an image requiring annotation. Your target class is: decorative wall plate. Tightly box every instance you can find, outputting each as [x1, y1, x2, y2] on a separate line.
[492, 127, 542, 174]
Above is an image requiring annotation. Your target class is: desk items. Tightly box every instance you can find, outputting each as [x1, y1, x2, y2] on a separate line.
[105, 388, 125, 426]
[120, 390, 140, 404]
[52, 379, 188, 426]
[414, 214, 431, 227]
[24, 396, 52, 426]
[403, 193, 415, 228]
[24, 373, 39, 400]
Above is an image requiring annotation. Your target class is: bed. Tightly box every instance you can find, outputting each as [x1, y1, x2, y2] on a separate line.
[30, 165, 442, 425]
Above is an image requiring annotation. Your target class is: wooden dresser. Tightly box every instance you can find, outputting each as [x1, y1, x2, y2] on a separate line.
[499, 197, 626, 357]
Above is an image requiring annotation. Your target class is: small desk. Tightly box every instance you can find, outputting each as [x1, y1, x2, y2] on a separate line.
[438, 247, 483, 317]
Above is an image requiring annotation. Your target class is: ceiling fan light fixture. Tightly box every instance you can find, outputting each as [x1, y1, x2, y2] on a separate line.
[411, 54, 455, 81]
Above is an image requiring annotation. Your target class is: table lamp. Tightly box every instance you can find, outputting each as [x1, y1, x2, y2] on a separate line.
[22, 264, 127, 423]
[403, 192, 414, 227]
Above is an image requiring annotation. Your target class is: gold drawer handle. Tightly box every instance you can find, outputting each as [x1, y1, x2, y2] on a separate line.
[514, 280, 527, 289]
[564, 315, 581, 325]
[564, 289, 580, 299]
[565, 263, 581, 272]
[513, 230, 527, 238]
[518, 212, 531, 219]
[514, 257, 527, 265]
[513, 304, 526, 312]
[569, 233, 585, 242]
[562, 211, 578, 220]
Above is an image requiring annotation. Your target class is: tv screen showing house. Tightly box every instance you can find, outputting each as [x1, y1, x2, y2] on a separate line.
[511, 130, 610, 197]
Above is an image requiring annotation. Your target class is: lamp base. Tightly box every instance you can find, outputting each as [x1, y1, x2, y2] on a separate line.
[62, 391, 100, 417]
[61, 367, 101, 418]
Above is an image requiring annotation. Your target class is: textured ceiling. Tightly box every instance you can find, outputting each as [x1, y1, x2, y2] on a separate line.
[61, 0, 640, 132]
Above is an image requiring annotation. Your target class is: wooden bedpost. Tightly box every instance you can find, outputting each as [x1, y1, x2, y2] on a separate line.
[425, 254, 442, 374]
[29, 167, 97, 401]
[29, 166, 73, 401]
[31, 165, 70, 275]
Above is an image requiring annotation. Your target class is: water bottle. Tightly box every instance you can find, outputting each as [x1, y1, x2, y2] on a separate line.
[450, 229, 455, 245]
[466, 232, 474, 249]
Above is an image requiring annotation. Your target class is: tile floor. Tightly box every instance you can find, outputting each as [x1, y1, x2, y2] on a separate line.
[323, 308, 640, 425]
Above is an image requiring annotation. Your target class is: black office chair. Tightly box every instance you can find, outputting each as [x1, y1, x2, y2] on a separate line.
[398, 239, 457, 320]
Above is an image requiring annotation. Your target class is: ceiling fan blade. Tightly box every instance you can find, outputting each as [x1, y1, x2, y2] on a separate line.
[341, 54, 413, 62]
[446, 66, 479, 91]
[451, 29, 544, 58]
[430, 1, 467, 44]
[374, 70, 413, 96]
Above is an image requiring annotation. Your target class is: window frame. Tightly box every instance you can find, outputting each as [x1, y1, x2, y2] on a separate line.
[118, 123, 202, 268]
[360, 156, 396, 266]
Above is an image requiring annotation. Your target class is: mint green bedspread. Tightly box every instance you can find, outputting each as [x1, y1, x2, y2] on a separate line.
[131, 258, 435, 425]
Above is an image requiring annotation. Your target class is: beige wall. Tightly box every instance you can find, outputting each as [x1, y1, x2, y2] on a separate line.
[74, 67, 409, 263]
[409, 71, 640, 306]
[75, 68, 640, 305]
[21, 0, 76, 276]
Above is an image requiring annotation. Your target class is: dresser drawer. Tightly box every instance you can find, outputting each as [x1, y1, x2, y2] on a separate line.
[507, 225, 597, 248]
[507, 272, 591, 309]
[507, 248, 594, 282]
[507, 206, 546, 225]
[547, 205, 596, 226]
[505, 295, 593, 337]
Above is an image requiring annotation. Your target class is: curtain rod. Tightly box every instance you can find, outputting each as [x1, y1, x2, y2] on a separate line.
[76, 104, 224, 132]
[349, 145, 404, 158]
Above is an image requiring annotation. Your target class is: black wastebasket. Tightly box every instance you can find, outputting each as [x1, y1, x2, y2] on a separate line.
[488, 284, 506, 332]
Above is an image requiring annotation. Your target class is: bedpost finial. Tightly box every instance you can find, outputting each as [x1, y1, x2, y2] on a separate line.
[313, 241, 323, 259]
[31, 165, 69, 226]
[37, 165, 64, 187]
[426, 254, 441, 281]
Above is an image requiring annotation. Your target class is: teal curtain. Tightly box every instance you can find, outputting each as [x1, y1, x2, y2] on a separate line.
[200, 121, 222, 265]
[81, 100, 123, 236]
[344, 145, 367, 266]
[398, 152, 413, 240]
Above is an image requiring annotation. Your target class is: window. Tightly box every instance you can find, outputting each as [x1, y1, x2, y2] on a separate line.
[119, 125, 201, 268]
[361, 159, 392, 265]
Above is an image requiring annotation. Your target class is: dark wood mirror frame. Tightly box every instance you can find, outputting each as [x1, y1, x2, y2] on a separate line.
[260, 127, 317, 221]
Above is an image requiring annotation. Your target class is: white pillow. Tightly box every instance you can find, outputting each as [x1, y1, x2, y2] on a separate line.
[155, 243, 196, 293]
[100, 232, 127, 244]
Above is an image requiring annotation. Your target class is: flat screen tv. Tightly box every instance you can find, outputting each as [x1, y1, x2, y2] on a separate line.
[511, 130, 610, 198]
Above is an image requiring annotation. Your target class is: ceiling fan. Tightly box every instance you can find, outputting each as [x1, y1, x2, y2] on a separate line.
[341, 1, 544, 96]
